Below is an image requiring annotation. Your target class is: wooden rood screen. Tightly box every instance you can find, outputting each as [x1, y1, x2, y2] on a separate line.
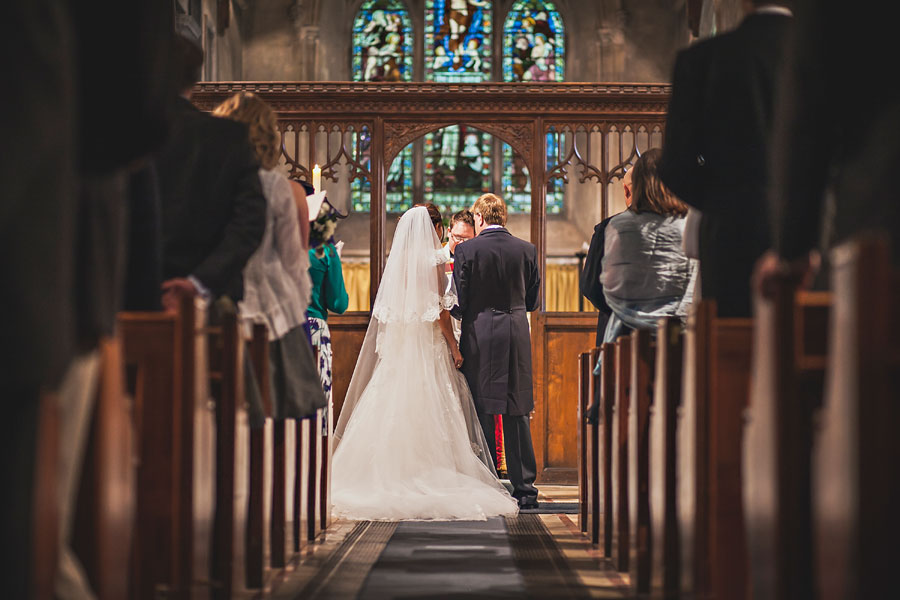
[192, 82, 670, 483]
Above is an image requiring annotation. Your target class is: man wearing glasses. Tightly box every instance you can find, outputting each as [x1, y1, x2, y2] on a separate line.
[442, 209, 475, 340]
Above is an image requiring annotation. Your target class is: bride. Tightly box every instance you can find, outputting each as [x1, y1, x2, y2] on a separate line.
[331, 204, 519, 521]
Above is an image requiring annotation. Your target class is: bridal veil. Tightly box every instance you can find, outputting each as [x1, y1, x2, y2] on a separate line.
[333, 206, 497, 476]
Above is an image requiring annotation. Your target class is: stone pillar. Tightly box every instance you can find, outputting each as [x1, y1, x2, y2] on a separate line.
[299, 26, 320, 80]
[598, 10, 626, 81]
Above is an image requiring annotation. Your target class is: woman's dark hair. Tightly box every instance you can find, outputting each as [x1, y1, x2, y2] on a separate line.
[412, 203, 443, 228]
[630, 148, 688, 217]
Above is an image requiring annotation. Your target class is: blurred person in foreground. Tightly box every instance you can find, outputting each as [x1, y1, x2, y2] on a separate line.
[155, 35, 266, 313]
[660, 0, 794, 318]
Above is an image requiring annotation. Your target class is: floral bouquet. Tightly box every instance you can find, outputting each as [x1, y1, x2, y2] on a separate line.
[307, 191, 347, 258]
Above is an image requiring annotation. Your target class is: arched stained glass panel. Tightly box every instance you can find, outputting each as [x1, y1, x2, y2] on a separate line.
[502, 2, 565, 212]
[352, 0, 414, 82]
[352, 1, 414, 212]
[425, 0, 493, 83]
[424, 125, 492, 214]
[502, 0, 564, 82]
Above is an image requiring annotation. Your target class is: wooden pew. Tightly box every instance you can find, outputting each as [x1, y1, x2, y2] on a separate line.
[628, 329, 654, 594]
[745, 281, 830, 600]
[587, 346, 601, 547]
[209, 306, 250, 599]
[599, 343, 616, 557]
[119, 295, 214, 600]
[293, 418, 308, 550]
[814, 236, 899, 600]
[72, 336, 134, 599]
[246, 324, 273, 589]
[578, 351, 590, 536]
[611, 334, 631, 572]
[275, 418, 293, 564]
[578, 347, 601, 543]
[678, 300, 753, 600]
[31, 391, 59, 600]
[650, 317, 683, 599]
[308, 410, 322, 542]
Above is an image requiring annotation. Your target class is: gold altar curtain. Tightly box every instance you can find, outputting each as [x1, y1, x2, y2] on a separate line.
[340, 262, 595, 313]
[341, 262, 371, 312]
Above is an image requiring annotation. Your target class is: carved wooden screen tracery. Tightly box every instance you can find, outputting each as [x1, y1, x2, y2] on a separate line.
[192, 82, 670, 307]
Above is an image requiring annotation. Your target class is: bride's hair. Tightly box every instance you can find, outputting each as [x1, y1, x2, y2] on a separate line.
[412, 202, 443, 228]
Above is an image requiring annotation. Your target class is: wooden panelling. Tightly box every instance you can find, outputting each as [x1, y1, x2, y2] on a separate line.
[532, 312, 597, 484]
[328, 313, 370, 422]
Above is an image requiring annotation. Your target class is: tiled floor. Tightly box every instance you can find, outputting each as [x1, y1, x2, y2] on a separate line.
[268, 485, 631, 599]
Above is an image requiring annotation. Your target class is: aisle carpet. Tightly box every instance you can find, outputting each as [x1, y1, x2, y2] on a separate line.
[300, 514, 590, 599]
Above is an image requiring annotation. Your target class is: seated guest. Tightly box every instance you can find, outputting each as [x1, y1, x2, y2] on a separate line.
[582, 169, 632, 423]
[155, 35, 266, 311]
[600, 148, 698, 344]
[581, 167, 634, 346]
[212, 91, 325, 419]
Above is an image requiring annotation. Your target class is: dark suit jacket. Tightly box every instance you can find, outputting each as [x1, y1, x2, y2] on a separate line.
[770, 0, 899, 265]
[124, 161, 163, 311]
[156, 98, 266, 301]
[580, 217, 614, 345]
[452, 227, 540, 416]
[660, 12, 792, 316]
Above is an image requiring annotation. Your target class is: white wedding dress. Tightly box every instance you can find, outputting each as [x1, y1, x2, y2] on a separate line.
[331, 207, 518, 521]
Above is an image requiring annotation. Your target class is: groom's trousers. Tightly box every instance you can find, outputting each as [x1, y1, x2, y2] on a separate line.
[478, 413, 538, 502]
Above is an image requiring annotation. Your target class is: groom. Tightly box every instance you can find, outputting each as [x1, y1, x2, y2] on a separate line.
[452, 194, 541, 509]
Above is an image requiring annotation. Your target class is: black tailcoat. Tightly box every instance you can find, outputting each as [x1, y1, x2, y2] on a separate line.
[659, 12, 792, 317]
[452, 227, 540, 416]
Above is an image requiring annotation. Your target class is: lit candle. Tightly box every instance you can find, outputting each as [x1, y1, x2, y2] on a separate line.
[312, 164, 321, 192]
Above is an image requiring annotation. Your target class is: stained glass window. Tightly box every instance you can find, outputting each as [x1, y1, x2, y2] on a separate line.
[500, 134, 563, 214]
[352, 0, 414, 82]
[424, 125, 492, 214]
[424, 2, 493, 214]
[502, 1, 564, 82]
[501, 3, 564, 212]
[425, 0, 493, 83]
[352, 1, 414, 212]
[350, 128, 415, 214]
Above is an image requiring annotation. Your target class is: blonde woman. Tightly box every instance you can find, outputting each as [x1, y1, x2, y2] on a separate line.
[213, 92, 325, 419]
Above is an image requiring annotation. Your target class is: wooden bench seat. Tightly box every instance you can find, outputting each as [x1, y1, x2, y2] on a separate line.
[578, 347, 601, 545]
[679, 300, 753, 600]
[118, 296, 214, 600]
[650, 317, 683, 599]
[745, 282, 830, 600]
[208, 306, 249, 599]
[599, 343, 616, 558]
[71, 336, 134, 600]
[628, 329, 654, 594]
[611, 335, 631, 572]
[814, 236, 899, 599]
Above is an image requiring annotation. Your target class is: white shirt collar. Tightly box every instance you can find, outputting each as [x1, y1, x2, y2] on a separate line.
[484, 224, 504, 230]
[753, 6, 793, 17]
